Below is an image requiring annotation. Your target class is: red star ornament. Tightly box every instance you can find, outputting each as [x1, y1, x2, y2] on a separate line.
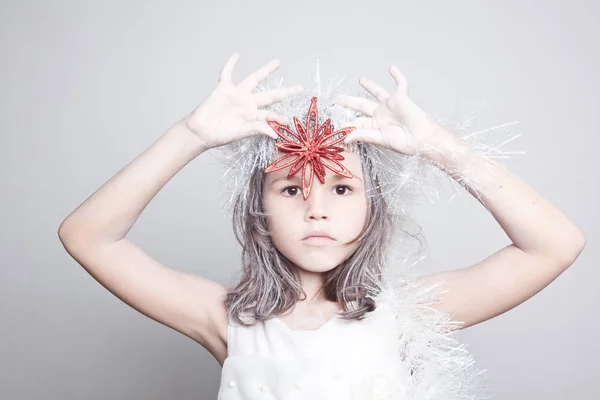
[264, 96, 355, 200]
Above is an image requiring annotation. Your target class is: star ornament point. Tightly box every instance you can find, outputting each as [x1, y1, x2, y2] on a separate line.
[264, 96, 355, 200]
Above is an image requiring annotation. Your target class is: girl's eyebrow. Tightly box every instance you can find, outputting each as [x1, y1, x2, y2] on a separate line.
[334, 174, 363, 183]
[268, 173, 363, 184]
[268, 175, 300, 185]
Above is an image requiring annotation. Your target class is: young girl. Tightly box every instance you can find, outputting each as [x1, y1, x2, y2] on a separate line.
[58, 53, 586, 400]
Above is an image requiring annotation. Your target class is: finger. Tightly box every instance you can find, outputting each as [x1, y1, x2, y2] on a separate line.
[340, 117, 375, 130]
[359, 76, 390, 103]
[239, 121, 279, 140]
[334, 95, 378, 116]
[344, 128, 383, 145]
[219, 52, 240, 83]
[238, 59, 280, 91]
[254, 85, 304, 107]
[389, 66, 408, 93]
[255, 109, 289, 125]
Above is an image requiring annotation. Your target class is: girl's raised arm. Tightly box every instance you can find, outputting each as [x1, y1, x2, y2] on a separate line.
[336, 67, 586, 331]
[57, 53, 302, 364]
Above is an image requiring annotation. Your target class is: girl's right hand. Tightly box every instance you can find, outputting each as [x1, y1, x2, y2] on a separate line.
[182, 52, 303, 150]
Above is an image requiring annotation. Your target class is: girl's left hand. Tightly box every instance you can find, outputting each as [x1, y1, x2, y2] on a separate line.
[335, 66, 443, 156]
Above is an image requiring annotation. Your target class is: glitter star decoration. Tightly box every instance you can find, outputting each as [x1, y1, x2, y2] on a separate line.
[264, 96, 355, 200]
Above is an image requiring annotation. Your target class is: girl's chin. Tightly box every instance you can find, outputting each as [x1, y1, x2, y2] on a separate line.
[293, 263, 340, 274]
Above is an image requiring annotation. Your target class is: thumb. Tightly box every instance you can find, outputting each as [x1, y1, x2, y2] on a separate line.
[239, 121, 278, 140]
[344, 128, 383, 145]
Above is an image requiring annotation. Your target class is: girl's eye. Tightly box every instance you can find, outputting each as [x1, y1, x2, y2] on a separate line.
[282, 186, 302, 196]
[281, 185, 352, 196]
[334, 185, 352, 195]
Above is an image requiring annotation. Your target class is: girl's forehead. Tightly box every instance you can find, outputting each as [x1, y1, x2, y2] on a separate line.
[265, 150, 364, 183]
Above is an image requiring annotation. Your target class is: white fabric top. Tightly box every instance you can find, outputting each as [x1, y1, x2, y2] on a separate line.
[217, 304, 410, 400]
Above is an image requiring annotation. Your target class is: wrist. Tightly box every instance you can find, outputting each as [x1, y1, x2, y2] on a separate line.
[419, 128, 469, 167]
[168, 119, 210, 155]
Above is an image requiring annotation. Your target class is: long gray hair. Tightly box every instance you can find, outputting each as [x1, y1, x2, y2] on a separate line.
[224, 142, 422, 327]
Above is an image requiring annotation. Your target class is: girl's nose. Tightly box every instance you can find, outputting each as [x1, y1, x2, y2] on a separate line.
[304, 186, 329, 221]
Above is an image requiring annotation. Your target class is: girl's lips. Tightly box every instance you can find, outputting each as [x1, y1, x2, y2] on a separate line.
[302, 236, 335, 245]
[302, 231, 334, 240]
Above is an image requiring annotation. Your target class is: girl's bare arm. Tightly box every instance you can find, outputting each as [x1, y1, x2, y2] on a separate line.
[416, 133, 586, 329]
[336, 67, 586, 331]
[58, 122, 229, 353]
[58, 53, 302, 364]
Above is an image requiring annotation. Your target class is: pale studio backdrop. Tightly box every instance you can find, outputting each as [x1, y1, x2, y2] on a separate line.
[1, 0, 598, 399]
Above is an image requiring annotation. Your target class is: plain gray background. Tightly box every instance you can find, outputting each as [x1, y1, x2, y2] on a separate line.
[1, 0, 598, 399]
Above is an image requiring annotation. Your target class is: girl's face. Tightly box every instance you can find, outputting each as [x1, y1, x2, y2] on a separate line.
[263, 151, 368, 274]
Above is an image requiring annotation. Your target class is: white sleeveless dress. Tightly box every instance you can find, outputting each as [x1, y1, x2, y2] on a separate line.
[217, 304, 410, 400]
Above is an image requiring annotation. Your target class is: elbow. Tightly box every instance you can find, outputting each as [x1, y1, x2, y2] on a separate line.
[57, 219, 95, 251]
[57, 220, 80, 250]
[554, 230, 587, 266]
[533, 230, 586, 268]
[57, 220, 69, 239]
[570, 231, 587, 259]
[58, 218, 79, 242]
[57, 219, 120, 252]
[57, 220, 70, 242]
